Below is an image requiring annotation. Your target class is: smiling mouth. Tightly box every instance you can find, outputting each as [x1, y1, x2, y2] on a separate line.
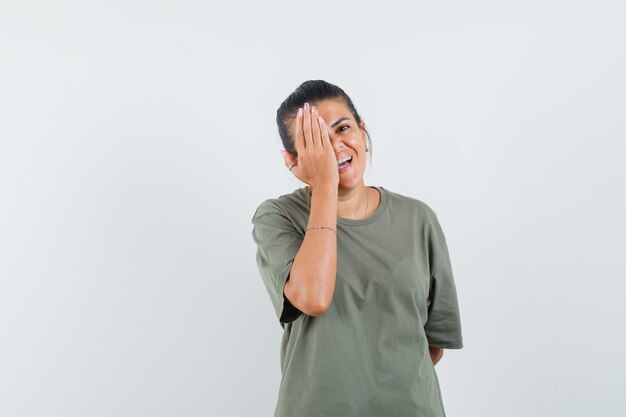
[337, 156, 352, 169]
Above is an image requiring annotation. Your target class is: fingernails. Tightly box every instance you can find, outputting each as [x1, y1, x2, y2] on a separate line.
[311, 105, 317, 113]
[304, 102, 309, 110]
[297, 108, 302, 117]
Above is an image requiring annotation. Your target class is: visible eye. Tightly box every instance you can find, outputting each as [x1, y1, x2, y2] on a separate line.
[338, 125, 350, 132]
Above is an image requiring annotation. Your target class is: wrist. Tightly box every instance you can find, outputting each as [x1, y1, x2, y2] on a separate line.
[309, 183, 337, 198]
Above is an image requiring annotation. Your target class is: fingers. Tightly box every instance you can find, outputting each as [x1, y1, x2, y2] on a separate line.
[302, 102, 324, 149]
[284, 104, 338, 186]
[310, 105, 322, 147]
[318, 116, 331, 149]
[302, 102, 312, 148]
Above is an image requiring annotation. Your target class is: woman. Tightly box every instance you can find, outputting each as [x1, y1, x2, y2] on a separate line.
[251, 80, 463, 417]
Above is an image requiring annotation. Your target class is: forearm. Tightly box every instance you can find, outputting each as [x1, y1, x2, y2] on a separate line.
[285, 184, 337, 316]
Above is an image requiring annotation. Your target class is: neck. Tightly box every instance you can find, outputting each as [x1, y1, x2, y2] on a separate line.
[308, 182, 369, 220]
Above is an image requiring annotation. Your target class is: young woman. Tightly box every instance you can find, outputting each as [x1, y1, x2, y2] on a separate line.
[251, 80, 463, 417]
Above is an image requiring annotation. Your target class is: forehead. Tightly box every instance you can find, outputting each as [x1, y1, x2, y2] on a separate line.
[314, 98, 353, 120]
[287, 98, 353, 137]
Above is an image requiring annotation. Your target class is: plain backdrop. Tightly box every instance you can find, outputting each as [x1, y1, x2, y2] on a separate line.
[1, 1, 625, 416]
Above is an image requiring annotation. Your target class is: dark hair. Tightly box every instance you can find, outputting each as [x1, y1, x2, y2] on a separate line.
[276, 80, 372, 163]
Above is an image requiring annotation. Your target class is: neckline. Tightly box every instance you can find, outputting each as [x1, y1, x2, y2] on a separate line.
[299, 185, 387, 226]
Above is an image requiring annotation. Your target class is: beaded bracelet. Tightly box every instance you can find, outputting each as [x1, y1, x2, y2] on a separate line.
[305, 225, 337, 234]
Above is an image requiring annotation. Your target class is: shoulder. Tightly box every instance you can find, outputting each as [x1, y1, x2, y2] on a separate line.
[251, 187, 310, 230]
[380, 186, 439, 222]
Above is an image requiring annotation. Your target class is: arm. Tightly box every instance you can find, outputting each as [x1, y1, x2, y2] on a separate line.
[281, 104, 339, 318]
[284, 184, 337, 317]
[423, 209, 464, 350]
[429, 346, 444, 366]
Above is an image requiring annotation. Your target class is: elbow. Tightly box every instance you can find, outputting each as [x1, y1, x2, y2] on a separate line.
[307, 298, 332, 317]
[294, 292, 332, 317]
[285, 279, 333, 318]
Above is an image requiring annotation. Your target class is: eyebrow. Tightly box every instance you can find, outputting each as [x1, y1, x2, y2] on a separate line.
[330, 117, 351, 128]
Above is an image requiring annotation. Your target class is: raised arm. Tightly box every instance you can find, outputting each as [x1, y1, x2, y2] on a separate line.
[280, 103, 339, 317]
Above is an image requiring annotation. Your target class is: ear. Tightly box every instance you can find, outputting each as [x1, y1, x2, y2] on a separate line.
[359, 119, 368, 140]
[280, 149, 297, 165]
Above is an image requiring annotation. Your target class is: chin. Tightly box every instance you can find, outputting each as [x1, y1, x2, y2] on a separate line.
[339, 178, 363, 190]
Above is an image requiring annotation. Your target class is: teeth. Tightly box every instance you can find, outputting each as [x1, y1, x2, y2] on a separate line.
[338, 158, 351, 169]
[337, 156, 351, 165]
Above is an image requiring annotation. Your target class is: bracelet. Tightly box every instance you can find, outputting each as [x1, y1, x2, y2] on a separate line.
[305, 225, 337, 234]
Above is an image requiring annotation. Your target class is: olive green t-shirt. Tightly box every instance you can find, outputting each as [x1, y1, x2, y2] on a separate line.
[251, 186, 463, 417]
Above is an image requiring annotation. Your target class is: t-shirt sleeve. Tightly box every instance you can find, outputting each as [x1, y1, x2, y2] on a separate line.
[424, 210, 464, 349]
[251, 200, 304, 329]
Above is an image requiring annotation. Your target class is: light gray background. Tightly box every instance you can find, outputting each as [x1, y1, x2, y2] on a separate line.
[1, 1, 625, 416]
